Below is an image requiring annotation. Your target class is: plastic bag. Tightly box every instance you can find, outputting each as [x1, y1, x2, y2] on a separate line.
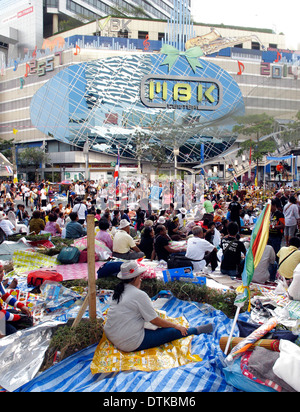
[274, 274, 289, 295]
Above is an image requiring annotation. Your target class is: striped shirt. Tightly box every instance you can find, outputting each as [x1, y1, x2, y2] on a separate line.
[0, 283, 24, 321]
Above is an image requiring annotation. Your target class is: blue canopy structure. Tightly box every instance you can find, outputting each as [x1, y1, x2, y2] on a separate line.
[266, 155, 295, 161]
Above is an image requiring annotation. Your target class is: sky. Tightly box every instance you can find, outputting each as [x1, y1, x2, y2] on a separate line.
[191, 0, 300, 50]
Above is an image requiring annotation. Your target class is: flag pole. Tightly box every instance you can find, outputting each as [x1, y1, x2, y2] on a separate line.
[114, 146, 120, 207]
[224, 307, 241, 355]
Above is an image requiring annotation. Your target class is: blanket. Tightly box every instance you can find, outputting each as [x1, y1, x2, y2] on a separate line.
[16, 297, 250, 392]
[90, 310, 202, 374]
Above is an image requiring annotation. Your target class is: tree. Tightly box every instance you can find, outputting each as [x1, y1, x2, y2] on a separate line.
[0, 138, 14, 163]
[18, 147, 50, 182]
[234, 114, 277, 180]
[131, 129, 167, 175]
[281, 111, 300, 144]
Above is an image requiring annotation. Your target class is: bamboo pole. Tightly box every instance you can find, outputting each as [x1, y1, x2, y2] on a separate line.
[71, 293, 89, 329]
[87, 214, 97, 320]
[220, 337, 280, 353]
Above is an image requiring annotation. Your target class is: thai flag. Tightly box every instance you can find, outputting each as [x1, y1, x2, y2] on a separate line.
[5, 165, 13, 174]
[114, 147, 120, 196]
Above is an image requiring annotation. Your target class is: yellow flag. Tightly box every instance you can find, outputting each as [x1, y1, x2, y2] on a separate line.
[13, 128, 18, 135]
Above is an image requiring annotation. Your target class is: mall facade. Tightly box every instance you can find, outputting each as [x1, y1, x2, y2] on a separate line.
[0, 0, 300, 182]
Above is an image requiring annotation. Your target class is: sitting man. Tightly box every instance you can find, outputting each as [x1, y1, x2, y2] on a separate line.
[185, 226, 218, 272]
[65, 212, 87, 239]
[220, 221, 246, 278]
[252, 244, 277, 283]
[0, 211, 16, 236]
[277, 236, 300, 284]
[112, 219, 144, 260]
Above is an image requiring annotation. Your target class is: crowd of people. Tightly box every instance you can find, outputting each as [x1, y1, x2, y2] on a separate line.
[0, 178, 300, 288]
[2, 177, 300, 352]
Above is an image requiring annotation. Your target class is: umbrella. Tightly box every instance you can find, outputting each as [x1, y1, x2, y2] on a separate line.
[225, 317, 277, 363]
[224, 201, 271, 356]
[59, 180, 72, 185]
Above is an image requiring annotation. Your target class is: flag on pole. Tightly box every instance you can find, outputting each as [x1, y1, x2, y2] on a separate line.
[224, 202, 271, 356]
[114, 147, 120, 197]
[235, 202, 271, 310]
[254, 166, 258, 186]
[5, 165, 13, 174]
[12, 129, 18, 135]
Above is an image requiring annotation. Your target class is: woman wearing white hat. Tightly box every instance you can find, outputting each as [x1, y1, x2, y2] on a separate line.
[104, 261, 213, 352]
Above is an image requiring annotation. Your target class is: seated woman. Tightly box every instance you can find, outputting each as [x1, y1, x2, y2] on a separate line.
[44, 213, 62, 236]
[139, 226, 155, 260]
[104, 261, 213, 352]
[167, 216, 185, 241]
[29, 210, 45, 234]
[154, 225, 185, 262]
[95, 218, 113, 251]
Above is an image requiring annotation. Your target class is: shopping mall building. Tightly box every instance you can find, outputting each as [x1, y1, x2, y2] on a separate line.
[0, 0, 299, 182]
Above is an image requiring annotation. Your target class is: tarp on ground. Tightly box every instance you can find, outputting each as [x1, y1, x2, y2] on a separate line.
[16, 297, 249, 392]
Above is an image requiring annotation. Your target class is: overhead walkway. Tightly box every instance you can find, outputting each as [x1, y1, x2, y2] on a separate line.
[193, 131, 297, 183]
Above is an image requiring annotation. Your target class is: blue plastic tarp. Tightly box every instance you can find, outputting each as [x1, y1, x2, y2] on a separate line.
[16, 297, 250, 393]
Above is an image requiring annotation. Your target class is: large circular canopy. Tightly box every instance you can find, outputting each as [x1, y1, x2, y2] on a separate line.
[30, 53, 244, 163]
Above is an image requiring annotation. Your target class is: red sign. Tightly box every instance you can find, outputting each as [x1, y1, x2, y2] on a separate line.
[17, 6, 34, 19]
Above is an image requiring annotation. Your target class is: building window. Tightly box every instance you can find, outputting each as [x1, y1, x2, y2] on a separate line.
[158, 32, 165, 41]
[251, 41, 260, 50]
[269, 43, 278, 49]
[138, 31, 149, 40]
[118, 30, 129, 38]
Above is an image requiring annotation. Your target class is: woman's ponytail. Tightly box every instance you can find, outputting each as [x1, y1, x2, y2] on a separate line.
[112, 279, 131, 303]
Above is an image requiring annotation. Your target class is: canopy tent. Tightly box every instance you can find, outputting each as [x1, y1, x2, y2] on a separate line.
[266, 154, 297, 186]
[266, 155, 295, 161]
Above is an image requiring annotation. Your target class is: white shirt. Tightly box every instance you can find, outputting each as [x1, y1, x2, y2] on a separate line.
[113, 230, 136, 254]
[72, 202, 87, 220]
[283, 202, 299, 226]
[0, 219, 15, 236]
[40, 188, 47, 200]
[104, 284, 157, 352]
[79, 184, 86, 196]
[185, 236, 215, 272]
[252, 245, 276, 283]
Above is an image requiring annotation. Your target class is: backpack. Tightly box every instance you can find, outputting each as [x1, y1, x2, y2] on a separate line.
[167, 254, 201, 270]
[78, 248, 99, 263]
[57, 246, 80, 264]
[27, 269, 63, 287]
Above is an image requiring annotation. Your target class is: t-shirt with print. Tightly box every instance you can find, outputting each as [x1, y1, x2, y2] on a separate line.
[269, 210, 285, 238]
[221, 236, 246, 271]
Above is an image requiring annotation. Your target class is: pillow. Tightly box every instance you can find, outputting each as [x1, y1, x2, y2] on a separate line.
[273, 340, 300, 392]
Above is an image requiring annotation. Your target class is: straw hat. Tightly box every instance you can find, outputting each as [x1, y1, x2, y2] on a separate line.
[117, 261, 146, 280]
[119, 219, 130, 229]
[179, 207, 187, 214]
